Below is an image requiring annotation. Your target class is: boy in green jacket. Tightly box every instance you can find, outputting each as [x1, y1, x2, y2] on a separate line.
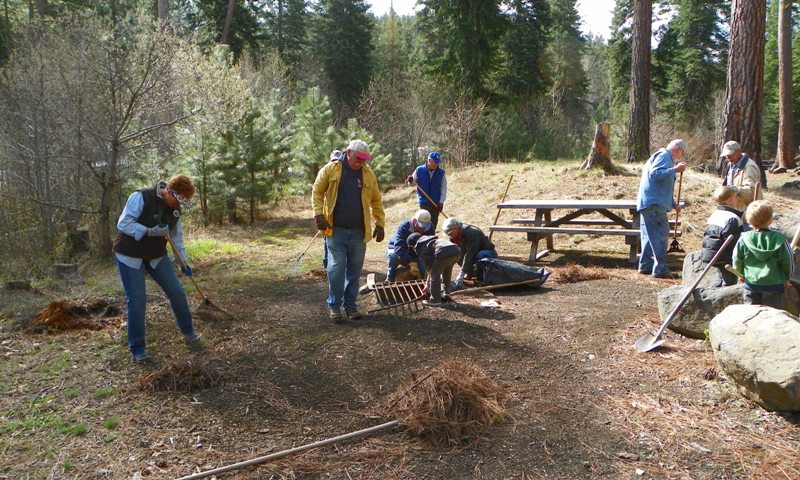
[732, 200, 794, 309]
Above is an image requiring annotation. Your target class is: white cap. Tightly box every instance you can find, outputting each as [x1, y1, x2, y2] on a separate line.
[413, 209, 432, 231]
[347, 139, 372, 161]
[721, 140, 741, 157]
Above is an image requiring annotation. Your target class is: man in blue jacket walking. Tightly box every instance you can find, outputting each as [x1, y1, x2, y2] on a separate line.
[636, 139, 687, 278]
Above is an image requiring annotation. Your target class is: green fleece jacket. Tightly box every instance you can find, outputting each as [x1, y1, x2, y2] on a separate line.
[732, 229, 793, 286]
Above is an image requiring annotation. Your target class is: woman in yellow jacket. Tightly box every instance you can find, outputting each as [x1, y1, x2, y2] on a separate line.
[312, 139, 385, 322]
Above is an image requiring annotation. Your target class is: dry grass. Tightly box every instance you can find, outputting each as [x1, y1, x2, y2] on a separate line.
[383, 359, 510, 447]
[553, 263, 612, 283]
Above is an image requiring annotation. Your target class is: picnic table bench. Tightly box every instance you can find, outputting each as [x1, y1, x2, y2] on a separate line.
[489, 199, 682, 263]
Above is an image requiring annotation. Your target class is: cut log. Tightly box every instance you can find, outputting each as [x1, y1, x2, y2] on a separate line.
[581, 123, 613, 172]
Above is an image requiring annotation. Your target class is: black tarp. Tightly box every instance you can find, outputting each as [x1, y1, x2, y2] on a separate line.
[477, 258, 550, 288]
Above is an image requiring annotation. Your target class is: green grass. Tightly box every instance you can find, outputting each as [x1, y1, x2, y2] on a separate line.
[187, 238, 244, 259]
[63, 387, 80, 399]
[94, 387, 114, 399]
[59, 423, 87, 436]
[102, 416, 119, 429]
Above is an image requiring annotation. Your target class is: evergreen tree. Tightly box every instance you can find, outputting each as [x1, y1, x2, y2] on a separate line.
[418, 0, 507, 99]
[267, 0, 309, 79]
[654, 0, 727, 128]
[544, 0, 587, 120]
[290, 87, 341, 187]
[181, 0, 267, 62]
[607, 0, 633, 110]
[313, 0, 374, 122]
[498, 0, 551, 100]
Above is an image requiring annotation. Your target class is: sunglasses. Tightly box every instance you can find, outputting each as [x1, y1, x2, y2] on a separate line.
[170, 189, 191, 207]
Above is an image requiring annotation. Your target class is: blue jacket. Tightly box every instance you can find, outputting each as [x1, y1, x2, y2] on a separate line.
[415, 165, 445, 206]
[636, 148, 678, 212]
[387, 220, 433, 263]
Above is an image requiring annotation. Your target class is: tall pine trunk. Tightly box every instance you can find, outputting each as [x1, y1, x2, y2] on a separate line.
[722, 0, 767, 183]
[626, 0, 651, 164]
[221, 0, 235, 45]
[776, 0, 794, 170]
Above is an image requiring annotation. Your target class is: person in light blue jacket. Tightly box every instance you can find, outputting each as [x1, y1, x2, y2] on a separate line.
[636, 139, 687, 278]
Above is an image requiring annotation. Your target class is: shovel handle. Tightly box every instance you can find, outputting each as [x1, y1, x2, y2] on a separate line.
[671, 171, 683, 240]
[724, 264, 745, 281]
[652, 235, 736, 341]
[165, 235, 209, 302]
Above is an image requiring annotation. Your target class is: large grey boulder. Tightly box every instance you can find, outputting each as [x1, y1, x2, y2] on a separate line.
[658, 284, 741, 338]
[681, 251, 726, 288]
[709, 304, 800, 412]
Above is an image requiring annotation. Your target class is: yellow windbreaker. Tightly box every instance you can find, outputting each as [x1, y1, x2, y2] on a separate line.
[311, 160, 385, 243]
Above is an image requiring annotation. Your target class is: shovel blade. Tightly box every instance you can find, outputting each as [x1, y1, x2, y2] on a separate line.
[634, 333, 665, 352]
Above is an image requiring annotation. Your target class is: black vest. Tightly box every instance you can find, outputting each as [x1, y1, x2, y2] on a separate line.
[112, 182, 181, 261]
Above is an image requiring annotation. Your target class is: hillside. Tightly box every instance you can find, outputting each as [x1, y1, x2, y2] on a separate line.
[1, 159, 800, 479]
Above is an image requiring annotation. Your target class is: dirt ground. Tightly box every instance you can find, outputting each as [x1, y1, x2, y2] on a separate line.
[2, 161, 800, 479]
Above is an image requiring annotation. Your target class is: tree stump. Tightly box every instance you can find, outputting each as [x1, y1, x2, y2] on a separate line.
[581, 123, 613, 172]
[50, 264, 83, 284]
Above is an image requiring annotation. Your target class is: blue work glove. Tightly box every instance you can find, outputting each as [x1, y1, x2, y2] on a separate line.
[173, 259, 192, 276]
[147, 225, 169, 237]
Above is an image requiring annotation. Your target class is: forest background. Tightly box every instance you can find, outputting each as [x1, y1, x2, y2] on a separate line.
[0, 0, 798, 278]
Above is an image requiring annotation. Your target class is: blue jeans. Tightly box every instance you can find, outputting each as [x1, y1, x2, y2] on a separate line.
[117, 258, 195, 357]
[474, 249, 498, 278]
[325, 228, 366, 310]
[386, 250, 425, 281]
[638, 205, 670, 276]
[743, 286, 784, 309]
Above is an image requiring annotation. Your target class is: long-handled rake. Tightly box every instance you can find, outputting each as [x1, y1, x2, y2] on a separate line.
[415, 186, 449, 219]
[667, 171, 684, 253]
[288, 231, 320, 276]
[166, 235, 231, 317]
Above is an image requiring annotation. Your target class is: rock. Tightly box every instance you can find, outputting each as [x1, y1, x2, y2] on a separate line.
[50, 263, 84, 284]
[681, 251, 726, 288]
[709, 304, 800, 412]
[658, 284, 741, 338]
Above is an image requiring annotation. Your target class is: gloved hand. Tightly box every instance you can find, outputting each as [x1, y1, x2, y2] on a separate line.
[437, 203, 444, 212]
[398, 257, 411, 267]
[452, 272, 465, 290]
[173, 259, 192, 276]
[314, 215, 330, 231]
[405, 175, 414, 185]
[373, 226, 385, 242]
[147, 225, 169, 237]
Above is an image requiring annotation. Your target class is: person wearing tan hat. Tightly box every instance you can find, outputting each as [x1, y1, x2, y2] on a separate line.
[385, 209, 435, 281]
[312, 139, 386, 322]
[721, 140, 762, 212]
[112, 174, 203, 364]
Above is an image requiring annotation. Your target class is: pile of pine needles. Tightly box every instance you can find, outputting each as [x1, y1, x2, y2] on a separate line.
[25, 299, 119, 333]
[554, 263, 611, 284]
[136, 360, 225, 392]
[383, 360, 510, 446]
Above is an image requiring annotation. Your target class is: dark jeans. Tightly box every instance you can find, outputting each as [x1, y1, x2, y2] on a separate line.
[743, 287, 784, 309]
[117, 258, 195, 357]
[421, 204, 441, 233]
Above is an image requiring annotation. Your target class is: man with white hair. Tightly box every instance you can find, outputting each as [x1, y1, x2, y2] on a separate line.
[636, 139, 688, 278]
[720, 140, 762, 212]
[312, 140, 385, 322]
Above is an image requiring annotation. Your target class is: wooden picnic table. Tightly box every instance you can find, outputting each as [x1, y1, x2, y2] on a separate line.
[489, 199, 681, 263]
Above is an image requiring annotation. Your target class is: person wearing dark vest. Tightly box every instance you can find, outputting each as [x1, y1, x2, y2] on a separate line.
[406, 232, 461, 306]
[112, 174, 203, 364]
[405, 151, 447, 232]
[442, 217, 498, 289]
[312, 139, 386, 323]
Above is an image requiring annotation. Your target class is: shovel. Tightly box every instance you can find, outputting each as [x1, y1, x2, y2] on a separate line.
[635, 235, 735, 352]
[667, 171, 684, 253]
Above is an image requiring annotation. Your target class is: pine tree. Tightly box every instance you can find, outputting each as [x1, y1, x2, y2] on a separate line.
[290, 87, 341, 187]
[313, 0, 374, 122]
[654, 0, 727, 128]
[268, 0, 309, 79]
[607, 0, 633, 110]
[418, 0, 507, 99]
[545, 0, 587, 121]
[498, 0, 551, 99]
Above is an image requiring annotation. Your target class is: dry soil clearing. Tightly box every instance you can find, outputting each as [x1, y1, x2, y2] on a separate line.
[2, 161, 800, 479]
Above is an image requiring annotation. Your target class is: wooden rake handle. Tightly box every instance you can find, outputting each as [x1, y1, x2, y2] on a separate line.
[414, 186, 448, 219]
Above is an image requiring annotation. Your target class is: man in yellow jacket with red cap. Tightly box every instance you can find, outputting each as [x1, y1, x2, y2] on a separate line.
[312, 139, 385, 322]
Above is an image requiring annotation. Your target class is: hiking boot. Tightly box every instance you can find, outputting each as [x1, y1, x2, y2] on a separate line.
[185, 334, 206, 352]
[652, 271, 673, 279]
[329, 306, 344, 323]
[345, 307, 363, 320]
[422, 299, 445, 307]
[133, 352, 152, 364]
